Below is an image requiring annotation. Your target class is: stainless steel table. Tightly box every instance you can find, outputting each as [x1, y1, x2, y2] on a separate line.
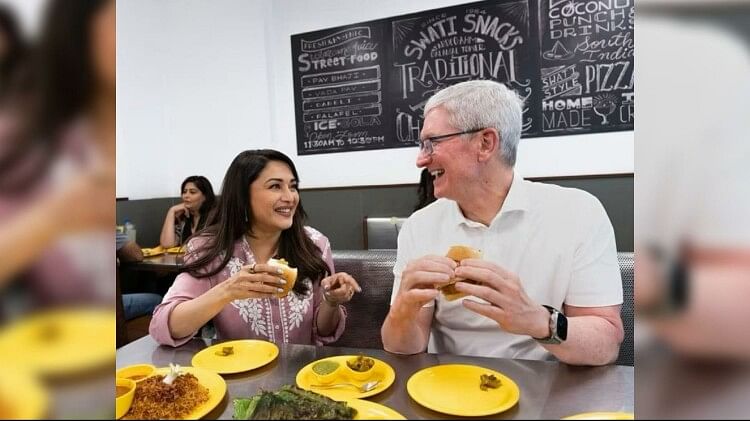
[117, 336, 633, 419]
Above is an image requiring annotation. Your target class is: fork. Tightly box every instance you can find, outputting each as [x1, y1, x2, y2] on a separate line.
[310, 380, 380, 393]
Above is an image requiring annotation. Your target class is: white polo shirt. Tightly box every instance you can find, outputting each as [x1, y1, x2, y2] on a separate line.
[390, 172, 623, 360]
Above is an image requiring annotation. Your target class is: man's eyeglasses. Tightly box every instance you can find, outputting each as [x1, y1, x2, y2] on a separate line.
[417, 128, 483, 156]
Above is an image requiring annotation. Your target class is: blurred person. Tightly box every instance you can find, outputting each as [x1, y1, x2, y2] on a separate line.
[636, 8, 750, 362]
[159, 175, 216, 248]
[0, 0, 115, 306]
[381, 80, 624, 366]
[636, 5, 750, 419]
[149, 150, 361, 347]
[116, 229, 161, 321]
[0, 1, 116, 418]
[413, 168, 436, 212]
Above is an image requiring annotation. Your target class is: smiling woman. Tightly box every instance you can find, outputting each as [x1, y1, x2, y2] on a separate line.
[149, 149, 362, 348]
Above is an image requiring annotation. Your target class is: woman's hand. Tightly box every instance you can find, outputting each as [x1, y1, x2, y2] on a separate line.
[169, 203, 188, 221]
[215, 263, 287, 303]
[321, 272, 361, 306]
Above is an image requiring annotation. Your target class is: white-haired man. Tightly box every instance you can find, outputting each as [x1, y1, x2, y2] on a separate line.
[381, 80, 624, 366]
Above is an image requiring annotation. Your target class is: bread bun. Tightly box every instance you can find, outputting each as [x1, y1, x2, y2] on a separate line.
[445, 245, 482, 261]
[268, 258, 298, 298]
[439, 245, 482, 301]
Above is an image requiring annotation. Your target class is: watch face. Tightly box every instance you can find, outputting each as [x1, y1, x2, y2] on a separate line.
[557, 312, 568, 341]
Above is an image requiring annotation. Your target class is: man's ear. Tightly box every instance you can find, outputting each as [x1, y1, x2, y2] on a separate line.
[477, 128, 500, 162]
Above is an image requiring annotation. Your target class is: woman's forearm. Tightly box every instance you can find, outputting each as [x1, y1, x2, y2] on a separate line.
[159, 210, 177, 248]
[167, 287, 227, 339]
[316, 299, 341, 336]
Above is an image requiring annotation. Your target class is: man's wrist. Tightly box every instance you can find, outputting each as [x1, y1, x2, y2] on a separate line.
[392, 297, 419, 321]
[531, 306, 552, 339]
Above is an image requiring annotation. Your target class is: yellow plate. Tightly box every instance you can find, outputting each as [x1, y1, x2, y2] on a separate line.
[166, 246, 185, 254]
[0, 307, 115, 377]
[125, 366, 226, 420]
[0, 367, 48, 419]
[191, 340, 279, 374]
[142, 246, 166, 257]
[296, 355, 395, 400]
[562, 412, 634, 420]
[406, 364, 520, 416]
[346, 399, 406, 420]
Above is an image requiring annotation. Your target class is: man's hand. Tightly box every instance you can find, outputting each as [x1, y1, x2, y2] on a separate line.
[382, 255, 449, 354]
[392, 255, 455, 316]
[453, 259, 550, 339]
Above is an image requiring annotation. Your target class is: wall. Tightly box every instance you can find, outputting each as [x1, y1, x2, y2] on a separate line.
[117, 174, 633, 252]
[117, 0, 633, 200]
[116, 0, 273, 199]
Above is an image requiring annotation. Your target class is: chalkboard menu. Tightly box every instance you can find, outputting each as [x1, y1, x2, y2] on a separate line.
[538, 0, 634, 133]
[291, 0, 633, 155]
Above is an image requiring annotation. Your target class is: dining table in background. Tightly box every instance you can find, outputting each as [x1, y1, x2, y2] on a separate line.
[117, 253, 185, 347]
[116, 336, 634, 420]
[122, 253, 185, 273]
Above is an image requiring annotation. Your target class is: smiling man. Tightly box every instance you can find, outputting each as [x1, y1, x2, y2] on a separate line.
[381, 80, 624, 366]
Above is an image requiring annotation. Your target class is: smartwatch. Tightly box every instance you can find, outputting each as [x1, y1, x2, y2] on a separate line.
[536, 305, 568, 344]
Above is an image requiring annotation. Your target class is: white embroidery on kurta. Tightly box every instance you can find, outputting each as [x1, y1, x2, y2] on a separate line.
[286, 279, 312, 330]
[225, 228, 326, 343]
[232, 298, 269, 337]
[226, 257, 243, 276]
[227, 255, 271, 339]
[279, 298, 289, 343]
[265, 298, 275, 343]
[278, 278, 313, 343]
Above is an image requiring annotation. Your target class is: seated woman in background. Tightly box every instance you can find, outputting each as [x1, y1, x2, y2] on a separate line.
[414, 168, 436, 212]
[150, 149, 360, 346]
[159, 175, 215, 248]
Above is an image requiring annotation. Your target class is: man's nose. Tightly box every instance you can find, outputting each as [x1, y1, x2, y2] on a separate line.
[416, 152, 431, 168]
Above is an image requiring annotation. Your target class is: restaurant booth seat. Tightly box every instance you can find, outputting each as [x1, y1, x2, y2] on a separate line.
[331, 250, 635, 367]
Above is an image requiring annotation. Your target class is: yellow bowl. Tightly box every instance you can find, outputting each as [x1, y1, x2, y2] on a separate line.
[115, 378, 136, 419]
[116, 364, 156, 383]
[311, 359, 342, 385]
[344, 357, 377, 381]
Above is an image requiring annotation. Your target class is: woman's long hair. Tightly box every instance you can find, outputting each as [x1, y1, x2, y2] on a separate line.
[179, 175, 216, 243]
[182, 150, 329, 295]
[414, 168, 436, 211]
[0, 0, 107, 192]
[0, 4, 27, 103]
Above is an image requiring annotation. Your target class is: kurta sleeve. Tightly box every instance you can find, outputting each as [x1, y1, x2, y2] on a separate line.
[148, 236, 216, 347]
[308, 228, 347, 345]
